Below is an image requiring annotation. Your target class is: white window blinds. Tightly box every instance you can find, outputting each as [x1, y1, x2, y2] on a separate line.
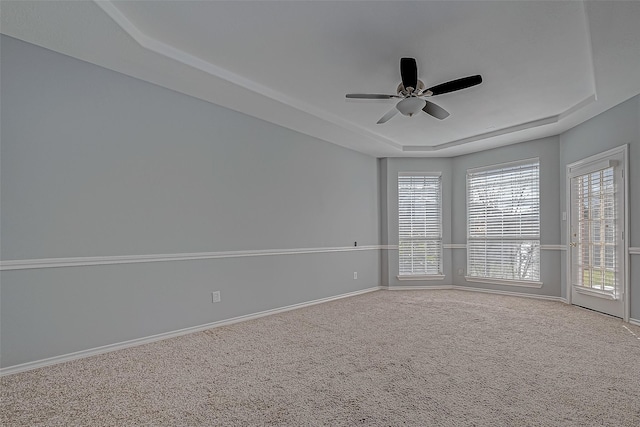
[574, 167, 618, 295]
[467, 160, 540, 281]
[398, 173, 442, 276]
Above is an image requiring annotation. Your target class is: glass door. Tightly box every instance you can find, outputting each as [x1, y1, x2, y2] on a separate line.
[569, 153, 625, 318]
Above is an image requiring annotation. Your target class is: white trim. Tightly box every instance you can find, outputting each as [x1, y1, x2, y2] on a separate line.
[568, 159, 618, 178]
[629, 247, 640, 255]
[565, 155, 573, 306]
[382, 285, 453, 291]
[398, 171, 442, 177]
[396, 274, 446, 281]
[0, 286, 382, 376]
[624, 145, 630, 322]
[401, 95, 596, 152]
[403, 117, 556, 152]
[579, 1, 599, 102]
[565, 144, 630, 322]
[452, 285, 566, 303]
[629, 318, 640, 327]
[5, 285, 613, 376]
[383, 284, 566, 302]
[89, 3, 598, 155]
[566, 145, 627, 176]
[0, 245, 384, 271]
[464, 276, 543, 288]
[540, 245, 567, 251]
[443, 244, 467, 249]
[557, 95, 598, 120]
[466, 157, 540, 175]
[93, 1, 401, 151]
[573, 286, 617, 300]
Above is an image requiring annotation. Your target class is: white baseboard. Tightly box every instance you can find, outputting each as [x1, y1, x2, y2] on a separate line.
[451, 285, 567, 303]
[463, 276, 543, 288]
[629, 318, 640, 327]
[3, 284, 621, 376]
[382, 284, 566, 302]
[382, 285, 454, 291]
[0, 286, 383, 377]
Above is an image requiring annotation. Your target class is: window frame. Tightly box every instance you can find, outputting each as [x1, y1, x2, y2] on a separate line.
[465, 158, 542, 286]
[397, 172, 444, 280]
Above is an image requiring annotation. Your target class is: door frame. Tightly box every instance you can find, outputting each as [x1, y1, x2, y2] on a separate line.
[565, 144, 629, 321]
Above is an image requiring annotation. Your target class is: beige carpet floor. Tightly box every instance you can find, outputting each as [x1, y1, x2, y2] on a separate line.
[2, 289, 640, 426]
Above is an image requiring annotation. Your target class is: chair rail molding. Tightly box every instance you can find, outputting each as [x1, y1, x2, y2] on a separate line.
[0, 245, 385, 271]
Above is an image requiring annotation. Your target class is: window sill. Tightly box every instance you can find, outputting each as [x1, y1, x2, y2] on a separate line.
[464, 276, 543, 288]
[397, 274, 446, 281]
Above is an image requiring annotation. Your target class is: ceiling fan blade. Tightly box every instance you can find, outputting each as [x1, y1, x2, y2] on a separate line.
[346, 93, 397, 99]
[400, 58, 418, 91]
[377, 108, 399, 124]
[426, 75, 482, 96]
[422, 100, 450, 120]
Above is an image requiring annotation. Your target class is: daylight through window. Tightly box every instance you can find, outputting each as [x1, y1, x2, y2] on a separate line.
[398, 173, 442, 276]
[467, 160, 540, 282]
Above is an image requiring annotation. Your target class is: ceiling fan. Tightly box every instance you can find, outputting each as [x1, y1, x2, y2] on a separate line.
[346, 58, 482, 124]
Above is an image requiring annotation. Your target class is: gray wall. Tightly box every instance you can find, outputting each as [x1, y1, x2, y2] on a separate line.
[381, 138, 561, 295]
[380, 96, 639, 319]
[0, 36, 380, 368]
[2, 34, 638, 370]
[559, 95, 640, 319]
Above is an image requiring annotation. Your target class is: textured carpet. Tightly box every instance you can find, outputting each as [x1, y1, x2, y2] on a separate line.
[2, 289, 639, 426]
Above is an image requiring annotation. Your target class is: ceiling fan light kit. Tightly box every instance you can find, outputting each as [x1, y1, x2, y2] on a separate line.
[396, 97, 427, 117]
[346, 57, 482, 124]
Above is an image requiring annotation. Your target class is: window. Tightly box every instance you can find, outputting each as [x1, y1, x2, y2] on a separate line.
[574, 167, 617, 295]
[467, 159, 540, 282]
[398, 173, 442, 277]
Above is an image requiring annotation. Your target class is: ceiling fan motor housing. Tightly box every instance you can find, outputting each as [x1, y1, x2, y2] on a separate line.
[397, 80, 426, 96]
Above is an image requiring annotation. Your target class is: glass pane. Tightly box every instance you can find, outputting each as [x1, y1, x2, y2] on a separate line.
[399, 239, 442, 275]
[573, 167, 617, 294]
[467, 240, 540, 281]
[398, 175, 442, 276]
[583, 269, 591, 287]
[466, 161, 540, 282]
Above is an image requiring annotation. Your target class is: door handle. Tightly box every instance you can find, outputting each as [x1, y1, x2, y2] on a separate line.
[569, 242, 577, 247]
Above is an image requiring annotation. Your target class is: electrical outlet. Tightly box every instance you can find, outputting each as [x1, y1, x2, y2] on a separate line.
[211, 291, 221, 303]
[353, 272, 358, 279]
[457, 268, 464, 276]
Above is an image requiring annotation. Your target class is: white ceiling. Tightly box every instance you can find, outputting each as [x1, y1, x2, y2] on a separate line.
[2, 1, 639, 158]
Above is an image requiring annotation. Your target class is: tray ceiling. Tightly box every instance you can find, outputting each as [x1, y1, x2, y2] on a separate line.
[2, 1, 639, 157]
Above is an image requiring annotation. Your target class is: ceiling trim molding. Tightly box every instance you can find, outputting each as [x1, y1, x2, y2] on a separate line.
[93, 0, 403, 151]
[403, 115, 558, 152]
[403, 2, 599, 152]
[403, 94, 596, 152]
[581, 0, 599, 101]
[90, 1, 604, 155]
[558, 95, 597, 120]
